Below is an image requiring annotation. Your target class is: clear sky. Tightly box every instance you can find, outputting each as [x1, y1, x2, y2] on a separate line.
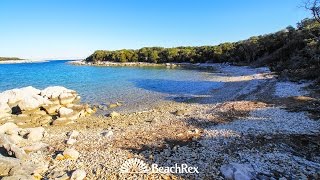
[0, 0, 311, 60]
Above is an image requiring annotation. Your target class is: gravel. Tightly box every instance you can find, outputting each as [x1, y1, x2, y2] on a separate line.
[275, 82, 309, 97]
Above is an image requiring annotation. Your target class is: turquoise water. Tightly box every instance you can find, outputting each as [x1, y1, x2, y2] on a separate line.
[0, 60, 222, 112]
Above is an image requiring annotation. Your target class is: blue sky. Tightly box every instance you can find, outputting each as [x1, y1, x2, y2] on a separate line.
[0, 0, 310, 59]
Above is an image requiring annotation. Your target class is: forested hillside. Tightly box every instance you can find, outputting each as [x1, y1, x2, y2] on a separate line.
[86, 19, 320, 82]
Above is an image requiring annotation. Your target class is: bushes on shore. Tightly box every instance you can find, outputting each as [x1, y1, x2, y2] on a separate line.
[85, 18, 320, 82]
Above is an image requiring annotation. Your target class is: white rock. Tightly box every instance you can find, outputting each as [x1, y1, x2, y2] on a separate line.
[26, 127, 45, 142]
[0, 123, 19, 134]
[22, 142, 48, 152]
[59, 92, 76, 105]
[42, 104, 61, 114]
[70, 169, 86, 180]
[0, 156, 21, 176]
[220, 163, 254, 180]
[19, 86, 41, 96]
[18, 96, 42, 111]
[68, 130, 79, 138]
[2, 89, 23, 105]
[109, 111, 120, 118]
[7, 134, 24, 145]
[32, 95, 52, 105]
[63, 148, 79, 160]
[41, 86, 75, 99]
[0, 102, 11, 113]
[59, 107, 74, 117]
[66, 138, 77, 145]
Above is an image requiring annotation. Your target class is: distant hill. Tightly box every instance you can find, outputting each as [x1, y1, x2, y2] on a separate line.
[0, 57, 24, 61]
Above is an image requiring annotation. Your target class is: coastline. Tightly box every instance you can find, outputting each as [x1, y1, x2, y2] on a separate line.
[1, 63, 319, 179]
[0, 59, 48, 64]
[69, 60, 221, 70]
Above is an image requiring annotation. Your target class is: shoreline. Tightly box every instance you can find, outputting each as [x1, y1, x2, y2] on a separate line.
[69, 60, 224, 70]
[0, 59, 48, 64]
[0, 63, 319, 179]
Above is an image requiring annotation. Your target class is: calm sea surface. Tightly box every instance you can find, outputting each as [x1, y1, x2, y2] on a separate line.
[0, 60, 222, 112]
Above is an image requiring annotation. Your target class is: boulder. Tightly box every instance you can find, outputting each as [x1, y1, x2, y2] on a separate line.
[0, 102, 11, 113]
[0, 123, 19, 134]
[70, 169, 86, 180]
[7, 134, 24, 145]
[26, 127, 45, 142]
[17, 96, 42, 111]
[42, 104, 61, 115]
[19, 86, 41, 96]
[32, 95, 52, 105]
[52, 118, 74, 126]
[63, 148, 79, 160]
[220, 163, 255, 180]
[108, 111, 120, 118]
[0, 113, 11, 120]
[2, 89, 23, 105]
[59, 107, 74, 117]
[22, 142, 48, 152]
[41, 86, 75, 99]
[3, 143, 28, 160]
[59, 92, 76, 105]
[0, 156, 21, 176]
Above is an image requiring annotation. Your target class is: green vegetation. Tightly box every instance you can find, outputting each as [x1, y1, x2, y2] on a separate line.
[86, 18, 320, 82]
[0, 57, 23, 61]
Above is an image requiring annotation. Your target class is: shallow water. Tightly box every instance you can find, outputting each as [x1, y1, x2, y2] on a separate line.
[0, 60, 222, 112]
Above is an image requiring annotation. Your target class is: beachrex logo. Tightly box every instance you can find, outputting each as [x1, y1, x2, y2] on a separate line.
[119, 158, 199, 174]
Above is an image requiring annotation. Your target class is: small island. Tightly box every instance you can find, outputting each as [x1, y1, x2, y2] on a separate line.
[0, 57, 24, 61]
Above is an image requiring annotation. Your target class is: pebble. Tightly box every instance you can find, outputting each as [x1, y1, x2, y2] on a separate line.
[63, 148, 80, 160]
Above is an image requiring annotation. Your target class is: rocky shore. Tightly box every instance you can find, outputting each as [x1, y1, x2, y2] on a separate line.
[0, 86, 95, 127]
[69, 60, 218, 70]
[0, 64, 319, 179]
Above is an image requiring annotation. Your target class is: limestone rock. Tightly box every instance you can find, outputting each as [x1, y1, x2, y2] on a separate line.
[52, 118, 74, 126]
[42, 104, 61, 115]
[66, 138, 77, 145]
[108, 111, 120, 118]
[2, 89, 23, 105]
[0, 102, 11, 113]
[7, 134, 24, 145]
[22, 142, 48, 152]
[19, 86, 41, 96]
[59, 107, 74, 117]
[63, 148, 79, 160]
[18, 96, 42, 111]
[41, 86, 75, 99]
[70, 169, 86, 180]
[0, 155, 20, 176]
[4, 143, 28, 160]
[68, 130, 79, 138]
[26, 127, 45, 142]
[0, 123, 19, 134]
[59, 92, 76, 105]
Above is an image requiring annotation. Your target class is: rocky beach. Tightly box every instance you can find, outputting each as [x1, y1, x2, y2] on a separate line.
[0, 63, 319, 179]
